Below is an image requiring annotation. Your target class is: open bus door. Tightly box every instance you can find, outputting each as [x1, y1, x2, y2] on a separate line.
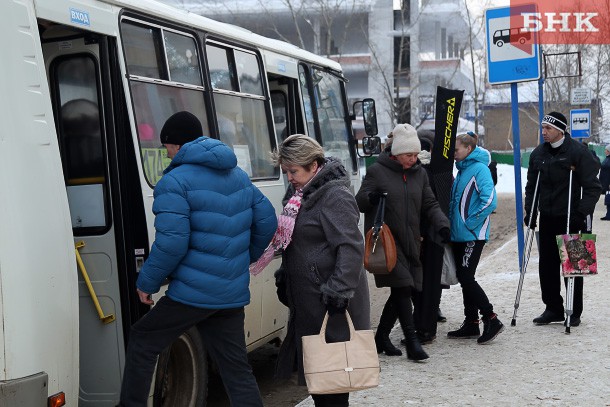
[40, 22, 207, 406]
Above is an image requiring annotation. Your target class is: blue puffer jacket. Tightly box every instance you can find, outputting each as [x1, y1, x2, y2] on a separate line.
[136, 137, 277, 309]
[449, 146, 497, 242]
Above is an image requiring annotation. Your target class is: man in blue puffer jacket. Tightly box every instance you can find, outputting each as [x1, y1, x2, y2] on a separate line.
[120, 111, 277, 407]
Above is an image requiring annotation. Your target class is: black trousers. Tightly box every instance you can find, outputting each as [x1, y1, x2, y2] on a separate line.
[312, 393, 349, 406]
[452, 240, 494, 320]
[539, 214, 584, 317]
[412, 238, 444, 336]
[119, 296, 262, 407]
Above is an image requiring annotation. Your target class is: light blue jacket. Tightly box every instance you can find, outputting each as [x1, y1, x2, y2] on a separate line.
[449, 146, 497, 242]
[137, 137, 277, 309]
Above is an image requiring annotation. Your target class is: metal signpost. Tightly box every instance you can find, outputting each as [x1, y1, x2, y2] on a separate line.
[485, 5, 541, 325]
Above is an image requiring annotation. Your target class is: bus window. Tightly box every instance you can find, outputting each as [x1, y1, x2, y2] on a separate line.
[121, 21, 165, 79]
[206, 43, 277, 179]
[206, 45, 237, 91]
[54, 55, 109, 232]
[130, 82, 209, 184]
[234, 50, 263, 96]
[312, 68, 349, 153]
[270, 91, 288, 140]
[298, 65, 317, 138]
[299, 64, 354, 172]
[164, 31, 203, 86]
[121, 19, 210, 186]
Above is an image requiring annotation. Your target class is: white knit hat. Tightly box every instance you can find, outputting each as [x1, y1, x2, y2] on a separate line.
[391, 123, 421, 155]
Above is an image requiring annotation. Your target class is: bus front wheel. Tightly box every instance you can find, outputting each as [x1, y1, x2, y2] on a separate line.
[153, 327, 208, 407]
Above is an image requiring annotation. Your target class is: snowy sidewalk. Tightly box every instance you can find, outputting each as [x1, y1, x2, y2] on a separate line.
[297, 197, 610, 406]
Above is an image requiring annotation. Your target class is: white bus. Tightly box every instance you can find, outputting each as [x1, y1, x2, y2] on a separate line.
[0, 0, 378, 405]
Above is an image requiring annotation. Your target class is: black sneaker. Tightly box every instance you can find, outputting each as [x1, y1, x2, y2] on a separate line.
[447, 320, 480, 339]
[533, 310, 565, 325]
[478, 314, 504, 344]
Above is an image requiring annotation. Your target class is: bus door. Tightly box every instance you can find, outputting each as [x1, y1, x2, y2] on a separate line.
[41, 26, 130, 406]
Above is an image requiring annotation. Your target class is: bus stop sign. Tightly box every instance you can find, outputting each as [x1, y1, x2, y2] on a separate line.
[570, 109, 591, 138]
[485, 6, 540, 85]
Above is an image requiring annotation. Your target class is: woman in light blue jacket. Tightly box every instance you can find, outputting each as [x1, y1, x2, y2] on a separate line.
[446, 132, 504, 345]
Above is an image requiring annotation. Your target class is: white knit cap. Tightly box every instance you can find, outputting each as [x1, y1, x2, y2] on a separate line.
[391, 123, 421, 155]
[606, 144, 610, 152]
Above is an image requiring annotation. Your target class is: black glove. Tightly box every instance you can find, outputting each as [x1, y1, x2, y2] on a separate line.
[368, 191, 383, 206]
[524, 213, 537, 229]
[439, 227, 451, 243]
[274, 268, 288, 307]
[326, 302, 347, 316]
[569, 212, 585, 233]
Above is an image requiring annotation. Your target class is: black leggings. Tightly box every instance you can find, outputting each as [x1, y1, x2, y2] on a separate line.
[452, 241, 494, 320]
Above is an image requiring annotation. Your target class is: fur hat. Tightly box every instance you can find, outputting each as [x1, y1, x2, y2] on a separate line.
[541, 111, 567, 133]
[391, 123, 421, 155]
[160, 111, 203, 146]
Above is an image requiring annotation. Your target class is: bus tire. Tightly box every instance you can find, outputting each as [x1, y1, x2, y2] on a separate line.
[153, 327, 208, 407]
[496, 40, 504, 47]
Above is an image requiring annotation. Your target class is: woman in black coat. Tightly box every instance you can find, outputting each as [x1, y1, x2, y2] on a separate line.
[356, 124, 449, 361]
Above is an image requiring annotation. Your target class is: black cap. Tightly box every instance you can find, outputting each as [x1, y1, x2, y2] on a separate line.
[542, 111, 567, 133]
[160, 111, 203, 146]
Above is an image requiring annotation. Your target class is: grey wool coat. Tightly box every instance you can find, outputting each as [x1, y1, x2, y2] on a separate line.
[355, 152, 449, 290]
[275, 157, 371, 385]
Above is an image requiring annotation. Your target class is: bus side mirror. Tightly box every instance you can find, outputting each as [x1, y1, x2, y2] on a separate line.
[362, 136, 382, 155]
[350, 98, 379, 157]
[361, 98, 378, 136]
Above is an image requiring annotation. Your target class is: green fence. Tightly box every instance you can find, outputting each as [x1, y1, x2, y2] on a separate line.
[492, 143, 604, 168]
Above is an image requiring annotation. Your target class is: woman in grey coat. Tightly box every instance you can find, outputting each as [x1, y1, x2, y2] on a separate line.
[356, 123, 449, 361]
[270, 135, 370, 407]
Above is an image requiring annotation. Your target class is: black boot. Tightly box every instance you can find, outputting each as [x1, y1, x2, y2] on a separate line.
[395, 294, 428, 361]
[374, 299, 402, 356]
[403, 328, 429, 361]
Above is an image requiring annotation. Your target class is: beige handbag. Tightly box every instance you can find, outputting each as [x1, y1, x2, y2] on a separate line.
[302, 311, 380, 394]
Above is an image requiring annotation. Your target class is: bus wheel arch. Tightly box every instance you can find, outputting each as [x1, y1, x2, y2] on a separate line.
[153, 327, 208, 407]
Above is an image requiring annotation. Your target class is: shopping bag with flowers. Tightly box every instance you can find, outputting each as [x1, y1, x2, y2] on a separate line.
[556, 234, 597, 276]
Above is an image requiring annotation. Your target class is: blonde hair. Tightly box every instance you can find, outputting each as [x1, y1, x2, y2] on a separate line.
[456, 131, 478, 150]
[272, 134, 325, 168]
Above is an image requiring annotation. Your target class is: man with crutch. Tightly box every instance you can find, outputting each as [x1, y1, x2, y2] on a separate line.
[524, 111, 601, 327]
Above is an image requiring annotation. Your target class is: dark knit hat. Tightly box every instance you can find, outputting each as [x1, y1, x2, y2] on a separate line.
[417, 129, 435, 152]
[160, 111, 203, 146]
[541, 111, 567, 133]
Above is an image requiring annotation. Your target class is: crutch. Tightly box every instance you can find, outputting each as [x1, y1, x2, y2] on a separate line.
[564, 170, 574, 334]
[511, 172, 540, 326]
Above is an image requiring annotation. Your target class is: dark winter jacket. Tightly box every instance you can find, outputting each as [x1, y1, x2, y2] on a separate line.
[136, 137, 277, 309]
[525, 134, 601, 220]
[600, 156, 610, 193]
[449, 146, 497, 242]
[355, 152, 449, 290]
[275, 157, 370, 385]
